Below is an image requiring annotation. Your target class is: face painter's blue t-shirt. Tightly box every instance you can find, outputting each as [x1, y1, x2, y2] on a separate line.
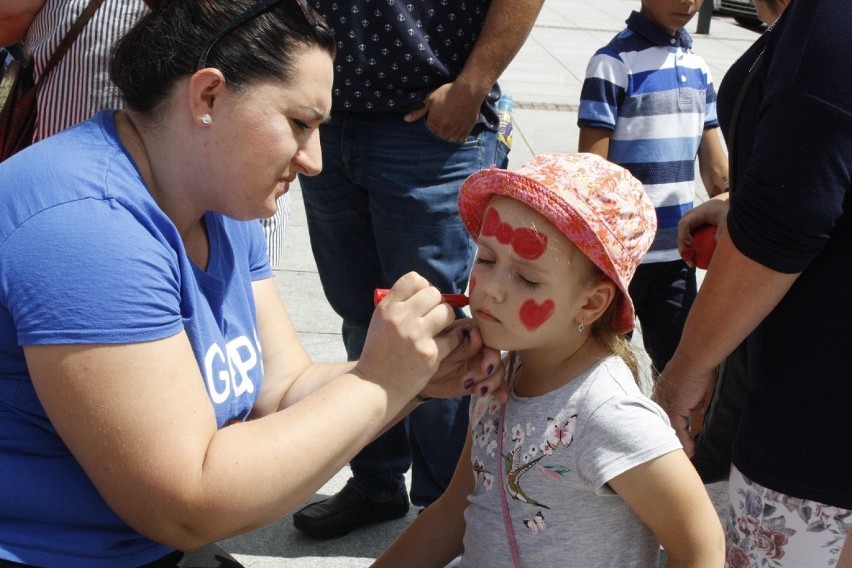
[0, 110, 272, 567]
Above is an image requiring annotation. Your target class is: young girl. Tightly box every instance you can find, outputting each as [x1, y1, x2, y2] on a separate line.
[374, 153, 725, 567]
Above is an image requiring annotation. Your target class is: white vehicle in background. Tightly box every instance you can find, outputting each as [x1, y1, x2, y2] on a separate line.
[714, 0, 763, 28]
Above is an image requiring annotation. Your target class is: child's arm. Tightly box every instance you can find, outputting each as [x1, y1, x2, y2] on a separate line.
[697, 127, 729, 197]
[839, 529, 852, 568]
[578, 125, 612, 159]
[608, 450, 725, 567]
[372, 429, 475, 567]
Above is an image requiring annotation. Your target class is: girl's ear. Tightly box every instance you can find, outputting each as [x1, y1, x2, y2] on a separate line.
[577, 279, 617, 327]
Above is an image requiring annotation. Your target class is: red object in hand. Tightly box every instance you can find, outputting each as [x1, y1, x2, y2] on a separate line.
[681, 224, 717, 269]
[373, 288, 469, 307]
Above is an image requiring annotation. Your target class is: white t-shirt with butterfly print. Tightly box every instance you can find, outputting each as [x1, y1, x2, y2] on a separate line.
[460, 355, 681, 567]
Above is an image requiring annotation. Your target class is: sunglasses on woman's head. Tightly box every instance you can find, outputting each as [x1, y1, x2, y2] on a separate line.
[197, 0, 323, 70]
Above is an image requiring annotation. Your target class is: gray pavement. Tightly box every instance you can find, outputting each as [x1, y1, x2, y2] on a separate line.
[219, 2, 760, 565]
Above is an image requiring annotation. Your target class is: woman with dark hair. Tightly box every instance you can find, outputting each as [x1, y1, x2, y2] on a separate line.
[0, 1, 503, 566]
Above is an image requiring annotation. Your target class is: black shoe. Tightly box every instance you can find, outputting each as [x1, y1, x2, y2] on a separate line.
[292, 484, 410, 539]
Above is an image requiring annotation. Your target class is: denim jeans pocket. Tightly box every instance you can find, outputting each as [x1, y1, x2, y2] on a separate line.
[422, 117, 485, 148]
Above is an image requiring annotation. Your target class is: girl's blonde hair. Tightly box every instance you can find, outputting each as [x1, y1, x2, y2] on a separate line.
[591, 301, 639, 383]
[578, 257, 640, 384]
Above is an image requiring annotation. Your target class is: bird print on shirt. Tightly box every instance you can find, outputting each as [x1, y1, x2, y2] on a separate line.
[503, 447, 550, 509]
[500, 414, 578, 511]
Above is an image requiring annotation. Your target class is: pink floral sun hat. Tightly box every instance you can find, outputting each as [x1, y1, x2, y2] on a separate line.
[458, 152, 656, 334]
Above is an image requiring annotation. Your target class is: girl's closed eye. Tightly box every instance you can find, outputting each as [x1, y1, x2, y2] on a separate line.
[515, 272, 539, 289]
[475, 256, 495, 266]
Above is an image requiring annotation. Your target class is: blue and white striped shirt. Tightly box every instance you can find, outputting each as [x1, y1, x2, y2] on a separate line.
[578, 11, 719, 262]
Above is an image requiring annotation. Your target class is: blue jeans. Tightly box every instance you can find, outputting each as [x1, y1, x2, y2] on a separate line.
[300, 111, 508, 505]
[628, 259, 697, 376]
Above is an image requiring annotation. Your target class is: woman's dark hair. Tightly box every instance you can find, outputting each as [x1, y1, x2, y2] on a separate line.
[110, 0, 335, 114]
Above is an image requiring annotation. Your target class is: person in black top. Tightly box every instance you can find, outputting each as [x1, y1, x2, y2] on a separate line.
[657, 0, 852, 564]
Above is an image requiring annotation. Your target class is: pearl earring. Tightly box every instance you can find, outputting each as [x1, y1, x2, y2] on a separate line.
[578, 322, 585, 333]
[201, 114, 212, 125]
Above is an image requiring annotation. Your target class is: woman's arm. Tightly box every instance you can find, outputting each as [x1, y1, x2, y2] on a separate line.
[656, 228, 798, 452]
[24, 273, 464, 551]
[243, 277, 336, 416]
[609, 450, 725, 567]
[373, 429, 474, 567]
[250, 278, 505, 417]
[0, 0, 45, 46]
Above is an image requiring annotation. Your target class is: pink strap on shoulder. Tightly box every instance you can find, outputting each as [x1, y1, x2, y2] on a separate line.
[496, 353, 522, 568]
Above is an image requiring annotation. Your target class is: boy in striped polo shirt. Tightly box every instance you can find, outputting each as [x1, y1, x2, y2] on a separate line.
[577, 0, 728, 377]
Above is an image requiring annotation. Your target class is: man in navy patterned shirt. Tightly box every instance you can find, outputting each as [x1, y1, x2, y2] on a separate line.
[294, 0, 544, 539]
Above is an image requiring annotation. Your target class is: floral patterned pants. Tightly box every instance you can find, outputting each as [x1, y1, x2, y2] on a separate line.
[726, 466, 852, 567]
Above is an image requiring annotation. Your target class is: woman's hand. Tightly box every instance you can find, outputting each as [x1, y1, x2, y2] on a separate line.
[422, 321, 507, 404]
[677, 193, 730, 268]
[355, 272, 460, 404]
[655, 361, 718, 456]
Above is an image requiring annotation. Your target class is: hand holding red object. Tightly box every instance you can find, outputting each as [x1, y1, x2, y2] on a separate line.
[373, 288, 469, 307]
[680, 224, 717, 269]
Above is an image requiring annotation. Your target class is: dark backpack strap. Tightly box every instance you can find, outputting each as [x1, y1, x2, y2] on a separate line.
[36, 0, 107, 86]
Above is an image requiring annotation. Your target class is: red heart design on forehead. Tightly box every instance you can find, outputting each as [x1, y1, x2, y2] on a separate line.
[482, 207, 501, 236]
[481, 207, 548, 260]
[496, 222, 514, 245]
[512, 228, 548, 260]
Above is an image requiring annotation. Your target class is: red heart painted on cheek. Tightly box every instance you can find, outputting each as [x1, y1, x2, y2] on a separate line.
[519, 299, 555, 331]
